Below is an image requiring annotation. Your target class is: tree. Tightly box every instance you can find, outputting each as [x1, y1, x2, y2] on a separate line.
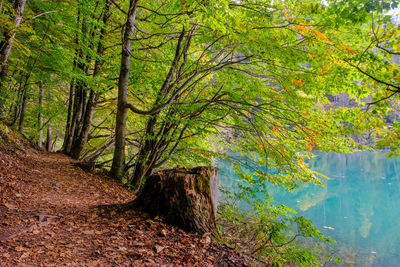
[110, 0, 139, 177]
[107, 0, 366, 191]
[0, 0, 27, 113]
[320, 0, 400, 155]
[0, 0, 26, 78]
[64, 0, 111, 160]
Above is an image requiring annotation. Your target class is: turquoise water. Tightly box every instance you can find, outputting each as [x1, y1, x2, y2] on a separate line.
[217, 151, 400, 266]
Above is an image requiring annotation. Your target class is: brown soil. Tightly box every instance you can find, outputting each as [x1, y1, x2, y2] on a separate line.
[0, 130, 246, 266]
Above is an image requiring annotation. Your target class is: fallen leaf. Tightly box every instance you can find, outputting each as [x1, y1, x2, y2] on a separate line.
[20, 252, 30, 258]
[202, 234, 211, 244]
[15, 246, 24, 252]
[83, 230, 94, 235]
[160, 229, 168, 237]
[4, 203, 18, 210]
[154, 245, 165, 253]
[45, 244, 54, 250]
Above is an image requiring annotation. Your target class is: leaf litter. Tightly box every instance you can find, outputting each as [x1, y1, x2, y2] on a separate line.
[0, 132, 246, 266]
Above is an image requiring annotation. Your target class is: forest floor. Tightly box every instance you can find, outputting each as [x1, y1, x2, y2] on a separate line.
[0, 128, 247, 266]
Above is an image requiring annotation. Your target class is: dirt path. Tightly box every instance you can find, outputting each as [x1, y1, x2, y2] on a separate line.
[0, 136, 245, 266]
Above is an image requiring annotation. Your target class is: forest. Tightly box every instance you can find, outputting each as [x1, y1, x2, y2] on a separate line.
[0, 0, 399, 266]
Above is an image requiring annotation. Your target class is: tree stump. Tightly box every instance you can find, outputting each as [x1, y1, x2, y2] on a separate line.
[132, 166, 219, 234]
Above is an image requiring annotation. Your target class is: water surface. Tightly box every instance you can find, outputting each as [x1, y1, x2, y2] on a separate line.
[217, 151, 400, 266]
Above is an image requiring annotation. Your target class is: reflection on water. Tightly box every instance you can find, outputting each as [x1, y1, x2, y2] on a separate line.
[217, 151, 400, 266]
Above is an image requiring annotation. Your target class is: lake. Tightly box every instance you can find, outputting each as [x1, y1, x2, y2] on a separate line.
[216, 151, 400, 266]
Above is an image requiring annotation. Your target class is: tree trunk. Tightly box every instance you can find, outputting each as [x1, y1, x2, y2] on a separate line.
[0, 0, 26, 77]
[51, 135, 58, 152]
[131, 166, 219, 235]
[0, 0, 26, 114]
[110, 0, 138, 178]
[65, 82, 84, 154]
[62, 74, 75, 152]
[130, 115, 157, 189]
[46, 127, 52, 152]
[0, 0, 26, 75]
[71, 85, 87, 144]
[64, 6, 84, 155]
[18, 87, 27, 133]
[38, 82, 44, 148]
[9, 81, 23, 126]
[70, 89, 97, 159]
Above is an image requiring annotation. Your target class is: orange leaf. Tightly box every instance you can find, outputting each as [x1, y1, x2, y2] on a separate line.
[3, 252, 10, 258]
[15, 246, 24, 252]
[272, 127, 280, 137]
[291, 78, 303, 87]
[314, 30, 328, 41]
[306, 143, 313, 151]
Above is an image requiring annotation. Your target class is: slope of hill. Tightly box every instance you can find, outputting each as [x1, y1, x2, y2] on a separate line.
[0, 123, 246, 266]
